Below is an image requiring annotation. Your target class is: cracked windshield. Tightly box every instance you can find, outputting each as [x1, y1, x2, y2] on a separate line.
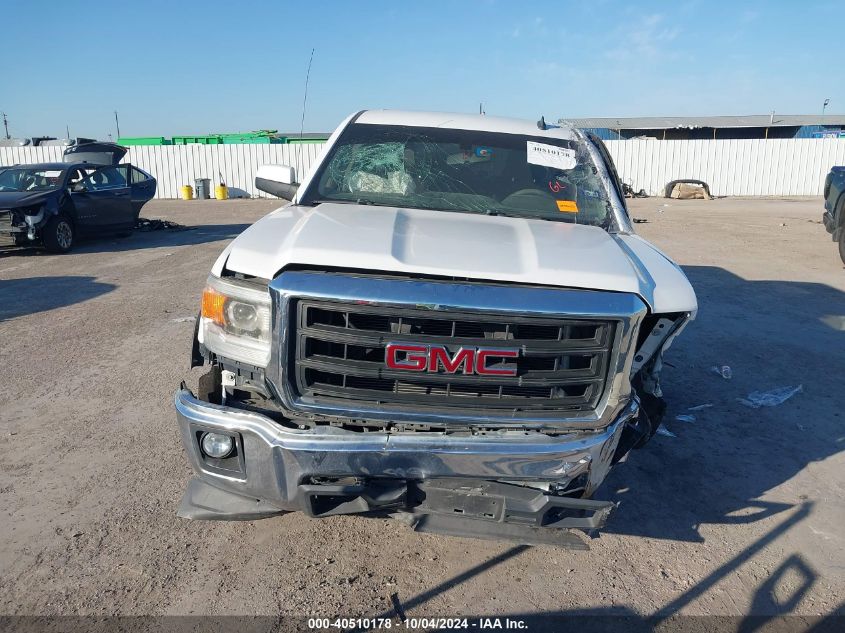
[311, 123, 614, 228]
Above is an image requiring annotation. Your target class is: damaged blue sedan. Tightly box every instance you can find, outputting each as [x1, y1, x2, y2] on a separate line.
[0, 142, 156, 253]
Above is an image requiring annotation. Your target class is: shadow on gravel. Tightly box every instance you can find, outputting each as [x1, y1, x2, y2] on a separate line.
[0, 276, 116, 321]
[0, 223, 251, 258]
[598, 266, 845, 544]
[74, 223, 253, 254]
[378, 504, 845, 632]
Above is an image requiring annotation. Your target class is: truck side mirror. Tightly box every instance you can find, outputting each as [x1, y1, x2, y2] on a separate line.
[255, 165, 298, 200]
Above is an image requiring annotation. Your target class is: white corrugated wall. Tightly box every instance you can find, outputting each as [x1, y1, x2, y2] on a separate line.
[2, 138, 844, 198]
[604, 138, 845, 196]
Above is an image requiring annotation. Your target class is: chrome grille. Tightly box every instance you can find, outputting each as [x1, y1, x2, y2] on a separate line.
[269, 271, 647, 427]
[291, 300, 615, 416]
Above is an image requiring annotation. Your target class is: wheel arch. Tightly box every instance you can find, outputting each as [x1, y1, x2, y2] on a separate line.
[56, 193, 79, 229]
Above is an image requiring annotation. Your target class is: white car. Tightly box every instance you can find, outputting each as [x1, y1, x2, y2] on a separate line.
[175, 110, 696, 547]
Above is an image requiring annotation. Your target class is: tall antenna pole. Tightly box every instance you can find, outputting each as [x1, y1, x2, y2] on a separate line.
[298, 48, 315, 177]
[2, 112, 9, 139]
[114, 110, 121, 139]
[299, 48, 315, 141]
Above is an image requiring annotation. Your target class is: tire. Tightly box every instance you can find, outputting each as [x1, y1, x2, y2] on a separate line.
[42, 214, 74, 253]
[839, 228, 845, 266]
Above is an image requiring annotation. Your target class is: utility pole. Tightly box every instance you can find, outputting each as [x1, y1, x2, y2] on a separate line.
[298, 47, 316, 177]
[114, 110, 121, 140]
[2, 112, 9, 139]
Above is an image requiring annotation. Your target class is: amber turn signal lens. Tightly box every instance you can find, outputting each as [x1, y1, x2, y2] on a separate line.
[201, 287, 226, 326]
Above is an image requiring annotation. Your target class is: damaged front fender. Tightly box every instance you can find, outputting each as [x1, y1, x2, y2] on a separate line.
[23, 206, 45, 229]
[624, 312, 694, 445]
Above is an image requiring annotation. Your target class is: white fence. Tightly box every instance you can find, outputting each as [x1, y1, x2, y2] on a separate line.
[605, 138, 845, 197]
[3, 138, 845, 198]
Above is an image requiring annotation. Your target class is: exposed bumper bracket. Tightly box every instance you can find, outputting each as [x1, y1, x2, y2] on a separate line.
[415, 479, 615, 529]
[394, 512, 593, 549]
[397, 479, 615, 547]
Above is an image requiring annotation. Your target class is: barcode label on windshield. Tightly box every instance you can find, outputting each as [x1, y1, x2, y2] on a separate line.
[526, 141, 577, 170]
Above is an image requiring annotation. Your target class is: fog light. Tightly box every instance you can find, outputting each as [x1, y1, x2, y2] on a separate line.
[201, 432, 234, 458]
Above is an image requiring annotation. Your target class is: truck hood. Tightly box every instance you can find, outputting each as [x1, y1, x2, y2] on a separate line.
[0, 190, 55, 209]
[220, 203, 697, 314]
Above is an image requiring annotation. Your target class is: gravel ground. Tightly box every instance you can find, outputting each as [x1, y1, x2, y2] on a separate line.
[0, 197, 843, 623]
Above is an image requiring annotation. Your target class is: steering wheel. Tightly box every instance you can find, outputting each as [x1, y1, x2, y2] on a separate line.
[501, 188, 558, 211]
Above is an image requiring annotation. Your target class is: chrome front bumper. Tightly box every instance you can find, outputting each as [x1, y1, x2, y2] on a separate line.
[175, 388, 637, 525]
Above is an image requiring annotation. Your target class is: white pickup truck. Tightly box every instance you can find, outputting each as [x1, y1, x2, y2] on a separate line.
[175, 110, 697, 547]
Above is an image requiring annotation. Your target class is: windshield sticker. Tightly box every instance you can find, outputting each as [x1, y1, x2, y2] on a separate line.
[548, 180, 572, 194]
[447, 149, 492, 165]
[556, 200, 578, 213]
[43, 171, 62, 178]
[527, 141, 577, 170]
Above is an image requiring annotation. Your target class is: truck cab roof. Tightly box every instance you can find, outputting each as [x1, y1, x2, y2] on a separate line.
[355, 110, 579, 141]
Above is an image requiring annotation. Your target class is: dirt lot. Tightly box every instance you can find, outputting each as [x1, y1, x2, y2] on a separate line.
[1, 197, 843, 624]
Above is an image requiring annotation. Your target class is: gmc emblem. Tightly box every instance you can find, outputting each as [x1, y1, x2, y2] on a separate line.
[385, 342, 519, 377]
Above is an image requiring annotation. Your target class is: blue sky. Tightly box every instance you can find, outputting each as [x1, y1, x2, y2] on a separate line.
[2, 0, 843, 139]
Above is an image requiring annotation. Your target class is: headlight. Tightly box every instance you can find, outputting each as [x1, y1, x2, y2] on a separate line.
[200, 275, 271, 367]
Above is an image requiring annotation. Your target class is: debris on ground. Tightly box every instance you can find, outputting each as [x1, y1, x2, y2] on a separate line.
[170, 316, 196, 323]
[739, 385, 803, 408]
[655, 425, 677, 437]
[664, 179, 713, 200]
[688, 403, 713, 411]
[710, 365, 732, 379]
[633, 218, 649, 223]
[675, 414, 696, 423]
[135, 218, 191, 232]
[622, 182, 649, 198]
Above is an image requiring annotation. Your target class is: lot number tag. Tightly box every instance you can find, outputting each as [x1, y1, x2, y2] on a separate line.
[526, 141, 577, 170]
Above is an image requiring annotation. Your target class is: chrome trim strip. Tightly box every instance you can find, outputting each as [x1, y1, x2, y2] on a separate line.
[266, 272, 647, 430]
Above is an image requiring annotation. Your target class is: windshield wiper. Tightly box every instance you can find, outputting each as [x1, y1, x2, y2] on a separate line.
[304, 198, 359, 206]
[483, 209, 559, 222]
[305, 198, 380, 206]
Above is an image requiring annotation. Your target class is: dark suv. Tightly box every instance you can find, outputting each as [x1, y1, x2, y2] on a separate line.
[823, 166, 845, 264]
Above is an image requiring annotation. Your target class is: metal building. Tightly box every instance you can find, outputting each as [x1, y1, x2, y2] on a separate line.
[562, 114, 845, 140]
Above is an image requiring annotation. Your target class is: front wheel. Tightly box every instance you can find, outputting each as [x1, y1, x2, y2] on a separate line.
[42, 214, 74, 253]
[839, 228, 845, 266]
